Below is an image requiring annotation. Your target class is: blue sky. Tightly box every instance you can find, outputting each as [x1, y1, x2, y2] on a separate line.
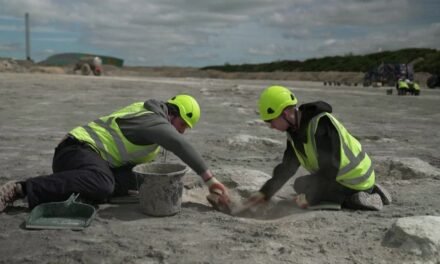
[0, 0, 439, 67]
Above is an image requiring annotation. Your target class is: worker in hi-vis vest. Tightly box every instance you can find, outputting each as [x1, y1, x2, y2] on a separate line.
[241, 85, 391, 211]
[0, 94, 229, 212]
[408, 81, 421, 96]
[396, 79, 410, 95]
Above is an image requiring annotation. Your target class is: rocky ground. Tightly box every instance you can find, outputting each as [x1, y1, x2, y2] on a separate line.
[0, 72, 439, 264]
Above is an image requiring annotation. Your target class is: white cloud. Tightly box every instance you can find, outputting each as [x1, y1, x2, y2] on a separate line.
[192, 52, 218, 60]
[324, 39, 336, 46]
[0, 43, 21, 51]
[136, 57, 147, 62]
[33, 37, 76, 42]
[0, 25, 23, 32]
[248, 44, 279, 56]
[0, 15, 22, 21]
[264, 0, 411, 29]
[0, 0, 438, 66]
[310, 22, 440, 58]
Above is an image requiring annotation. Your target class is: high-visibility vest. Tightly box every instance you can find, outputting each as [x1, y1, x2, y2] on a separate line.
[70, 102, 161, 168]
[398, 80, 409, 89]
[413, 82, 420, 91]
[288, 113, 375, 191]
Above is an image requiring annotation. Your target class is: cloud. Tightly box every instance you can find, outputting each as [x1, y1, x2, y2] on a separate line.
[33, 37, 76, 43]
[0, 25, 23, 32]
[0, 15, 22, 21]
[324, 39, 336, 46]
[264, 0, 411, 29]
[310, 22, 440, 58]
[0, 0, 438, 66]
[247, 44, 280, 56]
[0, 42, 21, 51]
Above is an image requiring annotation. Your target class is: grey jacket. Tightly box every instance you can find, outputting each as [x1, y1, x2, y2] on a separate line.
[116, 99, 208, 175]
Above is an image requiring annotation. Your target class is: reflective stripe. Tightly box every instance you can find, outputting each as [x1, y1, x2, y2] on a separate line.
[337, 144, 366, 177]
[83, 125, 114, 164]
[92, 117, 158, 163]
[94, 118, 129, 162]
[309, 116, 318, 155]
[309, 112, 328, 155]
[307, 113, 372, 188]
[339, 163, 373, 185]
[71, 103, 160, 167]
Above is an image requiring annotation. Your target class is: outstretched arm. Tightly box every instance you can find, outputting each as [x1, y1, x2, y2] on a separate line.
[259, 141, 300, 200]
[119, 116, 229, 198]
[119, 115, 209, 175]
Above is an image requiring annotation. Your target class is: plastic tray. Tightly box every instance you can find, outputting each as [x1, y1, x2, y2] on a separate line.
[26, 194, 96, 230]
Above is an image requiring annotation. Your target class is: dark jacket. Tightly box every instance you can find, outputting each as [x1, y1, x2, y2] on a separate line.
[259, 101, 341, 199]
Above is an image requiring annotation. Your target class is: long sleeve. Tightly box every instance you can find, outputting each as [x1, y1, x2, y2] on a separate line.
[117, 113, 209, 175]
[259, 140, 300, 199]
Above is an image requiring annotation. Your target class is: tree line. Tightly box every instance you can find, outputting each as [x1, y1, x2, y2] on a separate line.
[201, 48, 440, 74]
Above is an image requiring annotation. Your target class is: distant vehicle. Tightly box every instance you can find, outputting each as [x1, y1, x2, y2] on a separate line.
[363, 57, 423, 87]
[73, 56, 103, 76]
[426, 73, 440, 89]
[363, 63, 402, 87]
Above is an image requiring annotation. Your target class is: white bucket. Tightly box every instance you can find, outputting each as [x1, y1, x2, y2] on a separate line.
[132, 163, 188, 216]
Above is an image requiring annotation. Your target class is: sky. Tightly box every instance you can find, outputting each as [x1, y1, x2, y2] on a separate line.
[0, 0, 439, 67]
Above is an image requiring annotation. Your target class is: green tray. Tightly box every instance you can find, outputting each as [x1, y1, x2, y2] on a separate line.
[26, 194, 97, 230]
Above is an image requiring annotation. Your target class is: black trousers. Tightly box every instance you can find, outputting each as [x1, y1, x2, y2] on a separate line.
[293, 174, 362, 206]
[24, 137, 138, 209]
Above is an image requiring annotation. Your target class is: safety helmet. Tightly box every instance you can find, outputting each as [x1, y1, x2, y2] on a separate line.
[167, 94, 201, 128]
[258, 85, 298, 121]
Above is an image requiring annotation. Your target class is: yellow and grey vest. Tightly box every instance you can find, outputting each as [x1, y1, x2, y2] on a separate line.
[397, 80, 409, 89]
[413, 82, 420, 91]
[69, 102, 161, 168]
[288, 113, 375, 191]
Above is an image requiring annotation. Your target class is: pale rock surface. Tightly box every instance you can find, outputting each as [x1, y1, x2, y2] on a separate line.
[374, 156, 440, 179]
[383, 216, 440, 262]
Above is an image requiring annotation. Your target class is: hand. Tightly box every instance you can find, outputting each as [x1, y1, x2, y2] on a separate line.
[205, 177, 228, 196]
[230, 191, 266, 215]
[205, 177, 231, 213]
[294, 193, 309, 209]
[206, 192, 231, 213]
[244, 191, 266, 207]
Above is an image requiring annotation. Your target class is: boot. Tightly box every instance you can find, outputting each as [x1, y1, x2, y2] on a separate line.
[349, 192, 383, 211]
[0, 181, 24, 212]
[372, 183, 392, 205]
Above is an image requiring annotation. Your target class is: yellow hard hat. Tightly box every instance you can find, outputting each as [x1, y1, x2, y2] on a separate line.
[258, 85, 297, 121]
[167, 94, 201, 128]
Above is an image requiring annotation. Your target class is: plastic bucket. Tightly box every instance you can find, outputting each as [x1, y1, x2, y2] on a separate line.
[132, 163, 188, 216]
